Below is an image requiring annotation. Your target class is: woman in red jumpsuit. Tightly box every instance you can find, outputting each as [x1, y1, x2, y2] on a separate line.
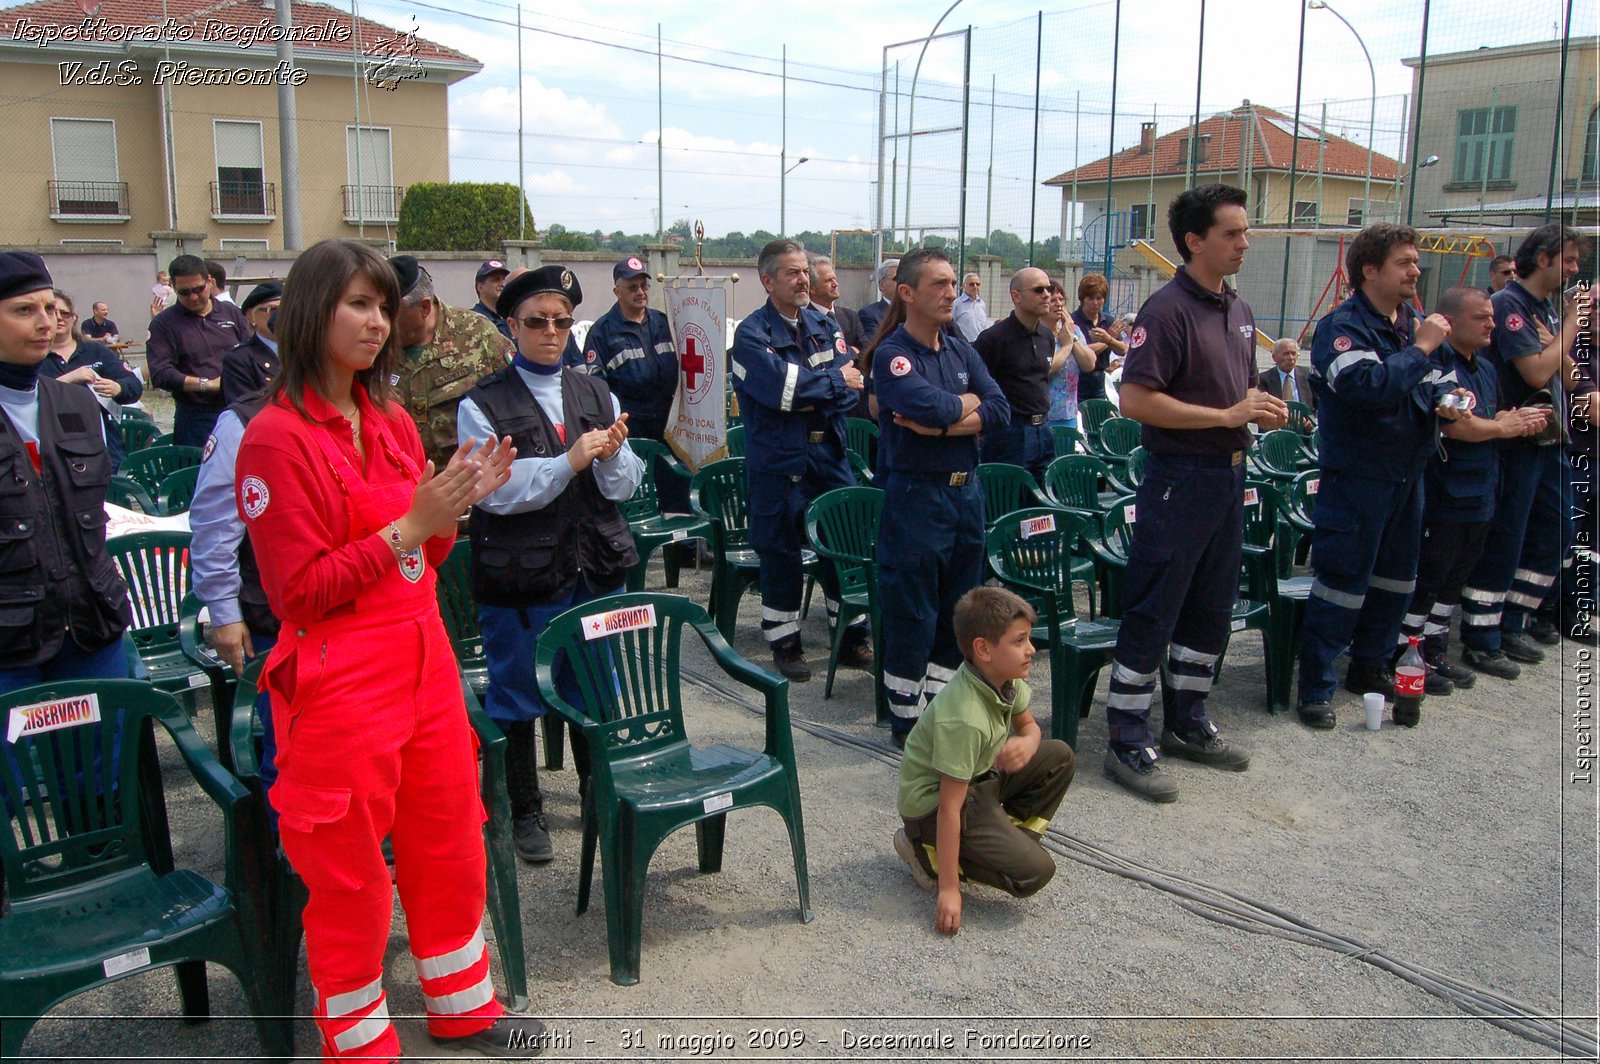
[236, 239, 531, 1061]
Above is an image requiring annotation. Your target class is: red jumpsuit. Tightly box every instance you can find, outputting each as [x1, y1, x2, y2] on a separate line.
[238, 385, 504, 1061]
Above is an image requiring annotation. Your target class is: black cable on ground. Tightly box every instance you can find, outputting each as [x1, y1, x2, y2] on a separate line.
[678, 663, 1597, 1058]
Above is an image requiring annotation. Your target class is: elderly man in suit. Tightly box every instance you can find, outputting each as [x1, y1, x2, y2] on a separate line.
[1258, 337, 1315, 413]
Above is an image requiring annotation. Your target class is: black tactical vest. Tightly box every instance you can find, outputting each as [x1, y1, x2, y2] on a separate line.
[466, 368, 638, 607]
[0, 379, 132, 667]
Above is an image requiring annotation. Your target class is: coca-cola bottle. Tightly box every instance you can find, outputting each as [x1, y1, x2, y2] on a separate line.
[1393, 636, 1425, 728]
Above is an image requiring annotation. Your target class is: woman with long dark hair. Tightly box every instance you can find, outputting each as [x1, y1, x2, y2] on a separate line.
[235, 239, 533, 1061]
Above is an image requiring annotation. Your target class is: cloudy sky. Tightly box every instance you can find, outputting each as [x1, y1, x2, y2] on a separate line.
[355, 0, 1593, 238]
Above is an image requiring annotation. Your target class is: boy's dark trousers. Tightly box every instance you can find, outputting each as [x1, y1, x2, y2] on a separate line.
[902, 739, 1075, 898]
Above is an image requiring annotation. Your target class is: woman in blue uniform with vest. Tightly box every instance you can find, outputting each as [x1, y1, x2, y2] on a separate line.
[456, 265, 643, 864]
[0, 253, 131, 696]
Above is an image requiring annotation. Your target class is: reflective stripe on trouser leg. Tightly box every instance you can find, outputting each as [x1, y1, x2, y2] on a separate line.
[414, 928, 497, 1028]
[1504, 446, 1568, 626]
[1299, 473, 1417, 703]
[877, 476, 986, 733]
[750, 471, 809, 648]
[315, 982, 397, 1060]
[1107, 455, 1244, 746]
[1460, 445, 1547, 651]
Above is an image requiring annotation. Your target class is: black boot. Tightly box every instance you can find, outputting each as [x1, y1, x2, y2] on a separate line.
[506, 723, 554, 864]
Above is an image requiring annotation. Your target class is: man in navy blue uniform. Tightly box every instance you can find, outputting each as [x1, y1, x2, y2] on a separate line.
[577, 256, 689, 515]
[1099, 185, 1285, 802]
[1458, 225, 1592, 679]
[872, 248, 1010, 744]
[1296, 224, 1470, 729]
[1392, 286, 1550, 712]
[221, 281, 280, 405]
[731, 239, 871, 681]
[469, 259, 512, 340]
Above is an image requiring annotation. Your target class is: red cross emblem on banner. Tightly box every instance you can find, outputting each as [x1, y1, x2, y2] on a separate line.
[681, 335, 705, 391]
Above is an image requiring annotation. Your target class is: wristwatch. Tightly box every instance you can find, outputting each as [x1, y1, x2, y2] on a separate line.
[197, 377, 211, 391]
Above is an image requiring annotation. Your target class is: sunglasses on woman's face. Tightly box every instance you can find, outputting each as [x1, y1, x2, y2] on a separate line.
[517, 315, 574, 332]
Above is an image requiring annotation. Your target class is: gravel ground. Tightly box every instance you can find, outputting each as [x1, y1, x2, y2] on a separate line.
[15, 530, 1597, 1062]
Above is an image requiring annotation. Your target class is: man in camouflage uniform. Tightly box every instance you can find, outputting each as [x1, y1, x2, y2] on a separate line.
[389, 255, 515, 467]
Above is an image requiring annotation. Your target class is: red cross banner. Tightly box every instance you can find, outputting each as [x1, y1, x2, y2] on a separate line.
[664, 278, 730, 472]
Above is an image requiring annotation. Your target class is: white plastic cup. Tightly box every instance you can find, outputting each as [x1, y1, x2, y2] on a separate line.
[1364, 692, 1384, 731]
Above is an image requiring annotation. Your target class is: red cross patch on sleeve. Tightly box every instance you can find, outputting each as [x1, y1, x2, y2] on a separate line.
[1333, 335, 1352, 353]
[889, 355, 912, 377]
[1506, 313, 1525, 332]
[240, 476, 269, 519]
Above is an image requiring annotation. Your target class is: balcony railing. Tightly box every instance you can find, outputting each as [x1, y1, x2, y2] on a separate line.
[210, 179, 276, 219]
[48, 180, 129, 219]
[343, 184, 404, 223]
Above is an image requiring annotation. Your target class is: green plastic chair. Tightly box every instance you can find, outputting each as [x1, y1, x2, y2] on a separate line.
[106, 473, 157, 513]
[1240, 481, 1310, 716]
[844, 417, 879, 471]
[690, 457, 820, 641]
[535, 592, 812, 986]
[1089, 496, 1139, 619]
[176, 591, 239, 770]
[1096, 416, 1142, 463]
[1285, 401, 1316, 437]
[120, 445, 203, 496]
[725, 424, 746, 458]
[226, 662, 530, 1012]
[0, 679, 291, 1061]
[986, 508, 1120, 748]
[620, 439, 711, 593]
[975, 463, 1044, 529]
[116, 417, 162, 456]
[1280, 469, 1320, 570]
[1050, 424, 1083, 457]
[1251, 429, 1309, 482]
[106, 532, 210, 715]
[1078, 398, 1119, 453]
[122, 406, 156, 423]
[156, 464, 200, 516]
[1041, 453, 1117, 515]
[436, 539, 567, 771]
[1106, 445, 1147, 497]
[804, 486, 885, 716]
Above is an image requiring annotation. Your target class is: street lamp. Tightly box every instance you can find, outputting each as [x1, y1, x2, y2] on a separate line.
[1399, 154, 1440, 224]
[780, 156, 808, 236]
[1309, 1, 1374, 227]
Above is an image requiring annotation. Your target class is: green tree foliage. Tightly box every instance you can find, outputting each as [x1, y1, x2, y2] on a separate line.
[544, 224, 597, 251]
[397, 183, 534, 251]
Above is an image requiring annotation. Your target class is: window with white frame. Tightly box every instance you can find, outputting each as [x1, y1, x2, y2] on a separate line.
[50, 118, 126, 218]
[345, 126, 399, 221]
[213, 119, 271, 217]
[220, 238, 270, 252]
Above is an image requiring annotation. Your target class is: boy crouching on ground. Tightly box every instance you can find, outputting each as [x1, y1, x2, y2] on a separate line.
[894, 586, 1076, 933]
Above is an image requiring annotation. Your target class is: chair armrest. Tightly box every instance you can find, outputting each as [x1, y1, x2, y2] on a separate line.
[692, 616, 794, 754]
[154, 697, 251, 811]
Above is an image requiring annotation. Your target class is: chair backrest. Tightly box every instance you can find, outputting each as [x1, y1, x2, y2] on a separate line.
[844, 418, 879, 468]
[1286, 469, 1320, 525]
[120, 445, 204, 494]
[1241, 480, 1281, 550]
[435, 539, 485, 665]
[1125, 446, 1148, 488]
[1041, 453, 1113, 512]
[1255, 429, 1305, 477]
[1079, 398, 1119, 436]
[805, 486, 882, 604]
[618, 439, 671, 522]
[121, 407, 156, 424]
[156, 465, 200, 516]
[1285, 401, 1316, 436]
[106, 474, 157, 514]
[975, 463, 1041, 525]
[107, 531, 193, 639]
[0, 680, 184, 903]
[1098, 496, 1139, 562]
[1051, 424, 1082, 457]
[987, 507, 1093, 620]
[1097, 416, 1142, 458]
[691, 457, 751, 549]
[725, 425, 746, 458]
[116, 418, 162, 455]
[228, 657, 269, 783]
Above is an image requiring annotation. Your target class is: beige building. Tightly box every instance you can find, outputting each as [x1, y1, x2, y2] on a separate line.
[1044, 102, 1402, 273]
[1403, 39, 1599, 227]
[0, 0, 482, 251]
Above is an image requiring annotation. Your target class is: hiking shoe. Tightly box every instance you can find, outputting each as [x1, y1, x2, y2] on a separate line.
[1343, 661, 1394, 697]
[772, 641, 812, 682]
[1160, 722, 1250, 771]
[893, 827, 935, 891]
[1297, 700, 1336, 730]
[431, 1014, 546, 1057]
[889, 729, 908, 750]
[1426, 652, 1476, 689]
[1501, 632, 1545, 664]
[1528, 615, 1561, 645]
[1423, 669, 1454, 696]
[1463, 647, 1520, 680]
[1103, 746, 1178, 803]
[512, 809, 553, 864]
[839, 630, 874, 670]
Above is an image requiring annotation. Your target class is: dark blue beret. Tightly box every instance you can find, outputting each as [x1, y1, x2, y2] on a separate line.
[0, 252, 53, 303]
[388, 255, 422, 297]
[497, 265, 582, 319]
[239, 281, 282, 314]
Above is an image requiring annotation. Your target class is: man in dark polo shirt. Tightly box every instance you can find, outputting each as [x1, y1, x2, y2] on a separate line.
[974, 266, 1063, 480]
[1101, 185, 1287, 803]
[80, 302, 118, 343]
[145, 253, 249, 447]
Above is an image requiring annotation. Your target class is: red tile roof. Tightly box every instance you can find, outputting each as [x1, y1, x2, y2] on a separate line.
[1044, 104, 1398, 186]
[0, 0, 476, 64]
